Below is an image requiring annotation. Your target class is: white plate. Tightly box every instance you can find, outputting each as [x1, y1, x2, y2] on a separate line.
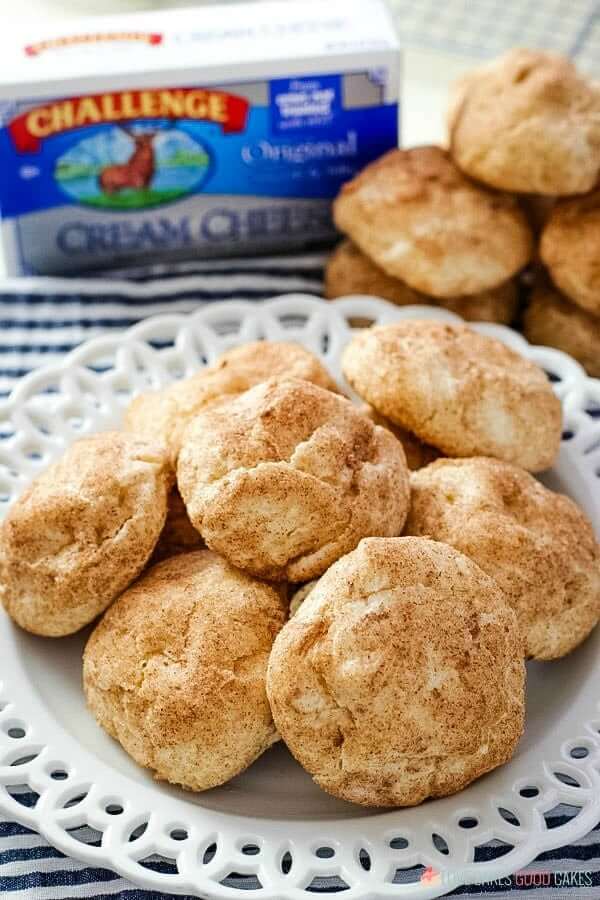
[0, 295, 599, 900]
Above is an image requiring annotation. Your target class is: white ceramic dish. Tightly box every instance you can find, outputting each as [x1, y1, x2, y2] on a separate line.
[0, 294, 599, 900]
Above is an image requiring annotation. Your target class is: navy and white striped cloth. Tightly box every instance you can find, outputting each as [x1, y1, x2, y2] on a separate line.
[0, 255, 326, 400]
[1, 255, 600, 899]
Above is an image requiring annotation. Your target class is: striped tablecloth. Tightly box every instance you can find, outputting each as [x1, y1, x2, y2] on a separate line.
[1, 256, 599, 899]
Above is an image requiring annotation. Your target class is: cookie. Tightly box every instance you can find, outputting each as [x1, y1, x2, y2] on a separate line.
[177, 377, 410, 581]
[540, 190, 600, 315]
[267, 536, 525, 807]
[342, 320, 562, 472]
[405, 457, 600, 660]
[359, 403, 440, 470]
[448, 49, 600, 195]
[325, 240, 520, 324]
[325, 239, 422, 305]
[332, 147, 532, 298]
[124, 341, 339, 463]
[0, 433, 171, 637]
[523, 281, 600, 378]
[84, 550, 287, 791]
[151, 488, 203, 563]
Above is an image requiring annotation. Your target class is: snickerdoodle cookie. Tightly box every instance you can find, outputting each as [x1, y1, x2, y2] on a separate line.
[332, 147, 532, 298]
[523, 281, 600, 378]
[84, 550, 286, 791]
[342, 321, 562, 472]
[325, 240, 520, 324]
[177, 377, 410, 581]
[267, 536, 525, 807]
[0, 433, 171, 637]
[540, 190, 600, 315]
[448, 49, 600, 195]
[359, 403, 440, 471]
[405, 458, 600, 660]
[151, 488, 203, 563]
[124, 341, 339, 463]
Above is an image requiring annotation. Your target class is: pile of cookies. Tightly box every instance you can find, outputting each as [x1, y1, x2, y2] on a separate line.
[2, 322, 599, 808]
[327, 49, 600, 377]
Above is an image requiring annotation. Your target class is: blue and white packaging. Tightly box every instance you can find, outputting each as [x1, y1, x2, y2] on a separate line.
[0, 0, 400, 275]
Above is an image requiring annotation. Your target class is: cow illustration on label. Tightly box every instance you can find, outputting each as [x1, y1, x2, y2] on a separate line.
[99, 127, 157, 195]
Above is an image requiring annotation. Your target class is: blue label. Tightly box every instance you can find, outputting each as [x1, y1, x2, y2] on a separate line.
[0, 105, 398, 215]
[0, 70, 399, 273]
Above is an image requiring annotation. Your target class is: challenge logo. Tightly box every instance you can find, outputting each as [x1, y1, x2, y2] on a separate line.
[9, 88, 250, 153]
[25, 32, 163, 57]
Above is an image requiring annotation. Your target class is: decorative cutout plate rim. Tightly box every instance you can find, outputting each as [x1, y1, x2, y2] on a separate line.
[0, 294, 599, 900]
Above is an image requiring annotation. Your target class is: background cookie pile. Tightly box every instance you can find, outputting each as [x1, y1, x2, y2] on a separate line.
[326, 49, 600, 378]
[1, 323, 599, 809]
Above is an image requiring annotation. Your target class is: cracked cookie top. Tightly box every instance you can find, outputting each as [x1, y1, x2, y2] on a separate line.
[0, 432, 172, 637]
[83, 549, 287, 791]
[405, 457, 600, 660]
[332, 146, 533, 299]
[177, 377, 410, 581]
[447, 49, 600, 196]
[124, 340, 340, 465]
[266, 536, 525, 807]
[342, 320, 562, 472]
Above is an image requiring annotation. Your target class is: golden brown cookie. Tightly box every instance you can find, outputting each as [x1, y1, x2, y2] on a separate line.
[342, 321, 562, 472]
[124, 341, 339, 464]
[325, 240, 520, 324]
[359, 403, 440, 470]
[332, 147, 533, 298]
[177, 377, 410, 581]
[151, 488, 203, 563]
[405, 458, 600, 660]
[448, 49, 600, 195]
[540, 190, 600, 315]
[267, 536, 525, 807]
[325, 239, 422, 305]
[523, 281, 600, 378]
[0, 433, 171, 637]
[84, 550, 287, 791]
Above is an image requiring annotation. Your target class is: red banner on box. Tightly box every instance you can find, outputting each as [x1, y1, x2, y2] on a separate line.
[9, 87, 250, 153]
